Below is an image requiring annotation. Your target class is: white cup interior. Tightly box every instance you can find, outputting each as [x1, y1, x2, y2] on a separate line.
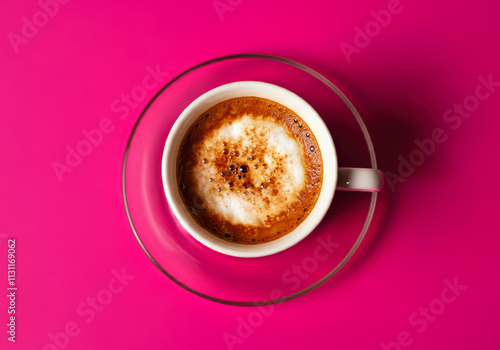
[162, 81, 337, 258]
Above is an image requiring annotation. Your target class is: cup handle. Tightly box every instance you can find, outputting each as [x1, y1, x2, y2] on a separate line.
[337, 167, 384, 192]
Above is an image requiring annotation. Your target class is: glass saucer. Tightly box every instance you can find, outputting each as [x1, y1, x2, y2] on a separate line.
[122, 54, 379, 306]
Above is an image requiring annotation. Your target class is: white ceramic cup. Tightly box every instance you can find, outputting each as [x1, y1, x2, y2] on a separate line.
[162, 81, 383, 258]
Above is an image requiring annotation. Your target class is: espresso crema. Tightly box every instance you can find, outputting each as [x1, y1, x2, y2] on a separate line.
[176, 97, 322, 244]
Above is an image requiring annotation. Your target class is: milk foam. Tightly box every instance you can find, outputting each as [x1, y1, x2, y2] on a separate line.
[192, 115, 306, 226]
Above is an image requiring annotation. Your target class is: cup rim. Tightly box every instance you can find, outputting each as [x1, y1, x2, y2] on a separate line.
[161, 81, 337, 258]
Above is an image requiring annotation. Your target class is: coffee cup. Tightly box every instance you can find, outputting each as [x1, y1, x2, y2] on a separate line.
[162, 81, 383, 258]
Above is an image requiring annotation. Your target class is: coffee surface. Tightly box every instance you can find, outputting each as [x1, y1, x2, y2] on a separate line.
[176, 97, 322, 244]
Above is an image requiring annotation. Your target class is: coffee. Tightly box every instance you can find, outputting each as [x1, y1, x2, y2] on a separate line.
[176, 96, 322, 244]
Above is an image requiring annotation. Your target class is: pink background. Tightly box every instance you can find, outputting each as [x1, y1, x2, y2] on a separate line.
[1, 0, 499, 349]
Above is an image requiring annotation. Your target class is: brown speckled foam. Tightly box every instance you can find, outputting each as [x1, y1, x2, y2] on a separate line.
[176, 97, 322, 244]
